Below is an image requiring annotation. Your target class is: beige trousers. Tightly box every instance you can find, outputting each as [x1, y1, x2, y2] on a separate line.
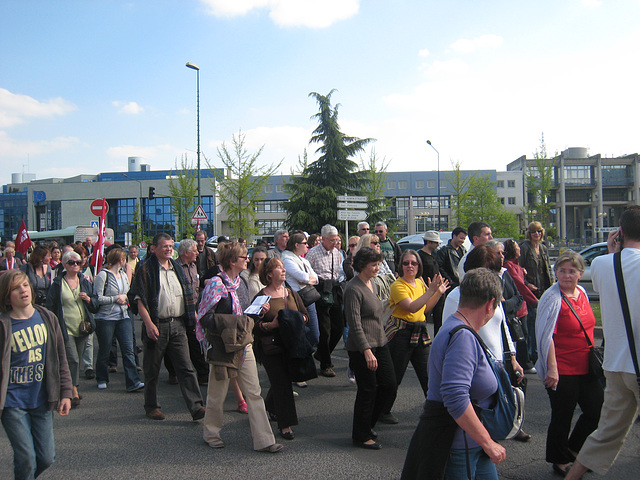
[203, 344, 275, 450]
[577, 370, 640, 474]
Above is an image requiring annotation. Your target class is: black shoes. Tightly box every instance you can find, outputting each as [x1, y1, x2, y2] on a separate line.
[354, 440, 382, 450]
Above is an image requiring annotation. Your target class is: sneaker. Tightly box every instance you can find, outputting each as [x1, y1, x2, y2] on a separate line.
[525, 367, 537, 375]
[237, 400, 248, 414]
[347, 367, 356, 384]
[293, 391, 299, 397]
[85, 369, 95, 380]
[380, 413, 399, 424]
[127, 382, 144, 392]
[321, 367, 336, 378]
[97, 382, 107, 390]
[295, 381, 308, 388]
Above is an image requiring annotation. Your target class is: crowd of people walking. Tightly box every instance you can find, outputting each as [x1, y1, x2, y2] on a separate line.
[2, 209, 640, 479]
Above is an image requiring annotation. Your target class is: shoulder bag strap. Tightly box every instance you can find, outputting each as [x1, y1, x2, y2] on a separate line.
[613, 251, 640, 386]
[560, 292, 593, 348]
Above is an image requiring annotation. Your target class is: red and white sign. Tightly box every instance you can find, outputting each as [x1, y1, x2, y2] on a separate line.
[90, 199, 110, 217]
[191, 205, 208, 221]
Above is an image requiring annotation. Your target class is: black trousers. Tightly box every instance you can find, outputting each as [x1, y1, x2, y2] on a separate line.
[163, 325, 209, 379]
[387, 328, 430, 413]
[348, 345, 397, 442]
[545, 373, 604, 464]
[315, 302, 344, 370]
[262, 352, 298, 430]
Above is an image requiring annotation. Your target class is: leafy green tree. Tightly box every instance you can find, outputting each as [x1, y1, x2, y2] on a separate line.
[526, 133, 556, 228]
[359, 149, 397, 231]
[168, 155, 198, 240]
[464, 175, 519, 238]
[284, 89, 374, 232]
[446, 160, 472, 228]
[131, 201, 145, 245]
[209, 131, 282, 239]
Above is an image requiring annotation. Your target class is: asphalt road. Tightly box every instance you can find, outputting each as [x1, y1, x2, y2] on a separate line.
[2, 325, 639, 479]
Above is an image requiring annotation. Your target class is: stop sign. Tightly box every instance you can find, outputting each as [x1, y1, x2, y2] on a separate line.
[90, 199, 110, 216]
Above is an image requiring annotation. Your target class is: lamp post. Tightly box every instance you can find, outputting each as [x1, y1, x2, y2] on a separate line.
[122, 173, 144, 241]
[426, 140, 441, 231]
[185, 62, 201, 208]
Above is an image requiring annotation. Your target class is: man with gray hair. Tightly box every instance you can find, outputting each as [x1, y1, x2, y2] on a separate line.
[306, 224, 344, 377]
[267, 229, 289, 259]
[357, 222, 370, 237]
[175, 238, 209, 384]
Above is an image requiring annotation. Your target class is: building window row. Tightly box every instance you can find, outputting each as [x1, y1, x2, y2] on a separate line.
[254, 200, 286, 213]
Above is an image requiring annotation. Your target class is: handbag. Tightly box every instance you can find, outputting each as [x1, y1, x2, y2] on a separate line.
[448, 325, 525, 441]
[561, 292, 604, 380]
[298, 284, 321, 307]
[506, 316, 526, 343]
[79, 319, 95, 336]
[613, 251, 640, 390]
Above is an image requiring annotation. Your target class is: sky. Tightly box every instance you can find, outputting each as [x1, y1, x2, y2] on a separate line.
[1, 0, 640, 188]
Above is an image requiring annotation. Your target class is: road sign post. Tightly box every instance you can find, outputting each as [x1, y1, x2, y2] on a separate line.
[191, 205, 209, 225]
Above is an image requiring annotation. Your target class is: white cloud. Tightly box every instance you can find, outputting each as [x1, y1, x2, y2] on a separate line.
[199, 0, 359, 28]
[0, 131, 81, 157]
[112, 101, 144, 115]
[0, 88, 76, 128]
[418, 48, 430, 58]
[418, 59, 470, 79]
[449, 34, 503, 54]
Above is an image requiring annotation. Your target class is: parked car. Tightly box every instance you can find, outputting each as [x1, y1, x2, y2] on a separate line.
[578, 242, 608, 283]
[397, 232, 472, 253]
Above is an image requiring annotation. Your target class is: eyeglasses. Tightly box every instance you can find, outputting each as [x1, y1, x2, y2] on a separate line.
[370, 241, 380, 245]
[531, 230, 543, 234]
[360, 227, 370, 231]
[349, 244, 357, 248]
[374, 230, 385, 234]
[66, 260, 82, 266]
[299, 241, 308, 245]
[237, 255, 248, 260]
[403, 261, 419, 267]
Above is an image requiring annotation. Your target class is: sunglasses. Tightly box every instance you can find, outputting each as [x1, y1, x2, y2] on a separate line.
[66, 260, 82, 266]
[403, 261, 419, 267]
[237, 255, 248, 260]
[370, 241, 380, 245]
[374, 230, 385, 234]
[349, 244, 357, 248]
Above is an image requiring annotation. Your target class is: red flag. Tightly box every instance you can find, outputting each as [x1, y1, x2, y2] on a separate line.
[14, 220, 32, 256]
[91, 199, 107, 271]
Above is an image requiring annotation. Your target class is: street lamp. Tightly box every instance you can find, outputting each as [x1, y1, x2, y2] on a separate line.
[185, 61, 201, 208]
[122, 173, 144, 241]
[426, 140, 441, 231]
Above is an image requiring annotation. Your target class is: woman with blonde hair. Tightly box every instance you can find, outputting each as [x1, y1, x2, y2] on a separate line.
[519, 221, 554, 363]
[536, 250, 603, 477]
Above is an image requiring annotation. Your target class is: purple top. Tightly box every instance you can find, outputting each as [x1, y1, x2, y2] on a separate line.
[428, 316, 498, 449]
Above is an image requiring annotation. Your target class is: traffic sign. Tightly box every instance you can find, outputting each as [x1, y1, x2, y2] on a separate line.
[90, 199, 109, 216]
[191, 205, 208, 221]
[337, 202, 368, 209]
[337, 195, 367, 202]
[90, 221, 99, 228]
[338, 210, 367, 221]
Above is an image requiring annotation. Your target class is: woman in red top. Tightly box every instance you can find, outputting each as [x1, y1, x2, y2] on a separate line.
[503, 239, 539, 373]
[535, 250, 604, 477]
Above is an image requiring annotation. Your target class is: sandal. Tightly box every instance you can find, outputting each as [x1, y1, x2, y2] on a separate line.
[237, 400, 248, 414]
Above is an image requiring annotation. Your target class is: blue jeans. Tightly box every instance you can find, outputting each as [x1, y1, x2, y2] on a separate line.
[305, 302, 320, 347]
[1, 403, 55, 480]
[445, 446, 498, 480]
[95, 318, 142, 390]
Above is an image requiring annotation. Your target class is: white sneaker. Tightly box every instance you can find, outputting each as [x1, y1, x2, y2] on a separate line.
[97, 382, 107, 390]
[347, 367, 356, 384]
[525, 367, 537, 374]
[295, 382, 308, 388]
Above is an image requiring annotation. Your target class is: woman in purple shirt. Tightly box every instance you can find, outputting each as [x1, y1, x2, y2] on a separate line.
[402, 268, 507, 480]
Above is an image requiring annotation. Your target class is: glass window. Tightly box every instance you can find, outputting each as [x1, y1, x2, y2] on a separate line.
[398, 180, 407, 189]
[416, 180, 424, 189]
[386, 181, 397, 190]
[508, 197, 516, 205]
[254, 200, 286, 213]
[265, 184, 273, 193]
[499, 197, 505, 204]
[427, 180, 436, 189]
[508, 180, 516, 188]
[275, 184, 283, 193]
[256, 219, 285, 235]
[564, 165, 592, 185]
[496, 180, 504, 188]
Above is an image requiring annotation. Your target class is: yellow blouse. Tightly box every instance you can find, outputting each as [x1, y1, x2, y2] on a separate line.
[389, 277, 427, 323]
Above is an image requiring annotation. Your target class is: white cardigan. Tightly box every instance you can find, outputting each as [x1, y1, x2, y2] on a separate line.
[281, 250, 318, 291]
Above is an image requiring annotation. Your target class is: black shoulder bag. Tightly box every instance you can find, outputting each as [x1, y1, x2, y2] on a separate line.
[613, 251, 640, 390]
